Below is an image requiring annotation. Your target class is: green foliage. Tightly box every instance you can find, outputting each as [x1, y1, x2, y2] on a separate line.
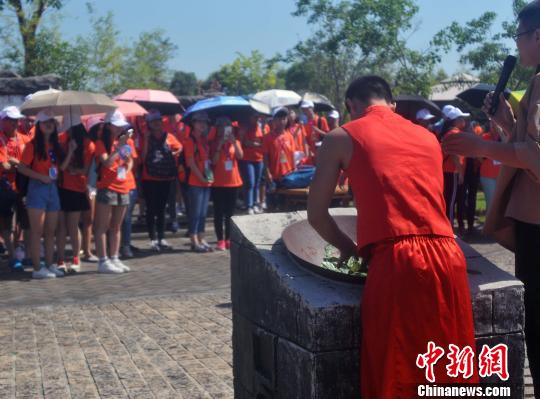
[169, 70, 199, 96]
[204, 51, 283, 95]
[432, 0, 532, 90]
[121, 30, 177, 90]
[29, 23, 90, 89]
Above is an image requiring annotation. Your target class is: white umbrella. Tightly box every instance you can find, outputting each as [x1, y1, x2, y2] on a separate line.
[252, 89, 302, 109]
[20, 90, 117, 129]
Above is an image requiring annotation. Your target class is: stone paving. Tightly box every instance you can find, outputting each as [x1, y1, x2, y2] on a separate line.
[0, 220, 533, 399]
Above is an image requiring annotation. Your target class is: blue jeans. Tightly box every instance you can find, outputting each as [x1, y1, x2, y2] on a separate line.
[239, 160, 263, 208]
[121, 189, 138, 247]
[480, 177, 496, 212]
[26, 178, 60, 212]
[188, 186, 210, 235]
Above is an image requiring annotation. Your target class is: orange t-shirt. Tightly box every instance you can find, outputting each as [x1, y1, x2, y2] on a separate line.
[262, 130, 296, 181]
[0, 131, 30, 189]
[58, 132, 95, 193]
[304, 115, 329, 144]
[184, 137, 212, 187]
[240, 125, 264, 162]
[95, 138, 138, 194]
[21, 140, 58, 178]
[141, 132, 182, 181]
[442, 128, 464, 173]
[211, 140, 243, 187]
[288, 123, 307, 153]
[480, 133, 501, 179]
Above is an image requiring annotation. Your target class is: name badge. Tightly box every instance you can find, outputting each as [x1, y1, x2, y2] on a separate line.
[224, 160, 233, 171]
[117, 166, 127, 180]
[49, 167, 58, 180]
[493, 160, 502, 166]
[280, 151, 288, 164]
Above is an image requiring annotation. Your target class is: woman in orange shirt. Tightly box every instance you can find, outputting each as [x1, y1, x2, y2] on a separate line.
[93, 110, 137, 274]
[184, 112, 213, 252]
[210, 117, 243, 251]
[287, 109, 308, 157]
[56, 123, 95, 273]
[237, 112, 264, 214]
[18, 110, 65, 279]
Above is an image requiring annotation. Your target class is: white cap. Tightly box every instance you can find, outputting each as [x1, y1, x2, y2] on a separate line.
[416, 108, 436, 121]
[446, 107, 470, 121]
[0, 106, 24, 120]
[35, 109, 56, 123]
[272, 106, 289, 118]
[442, 105, 456, 119]
[105, 109, 129, 127]
[328, 110, 339, 119]
[300, 100, 315, 109]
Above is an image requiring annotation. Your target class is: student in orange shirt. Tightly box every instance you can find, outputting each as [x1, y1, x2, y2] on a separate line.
[237, 112, 264, 214]
[210, 117, 243, 251]
[141, 110, 182, 251]
[56, 123, 95, 273]
[287, 109, 308, 156]
[300, 100, 330, 149]
[93, 110, 137, 274]
[263, 107, 296, 209]
[440, 105, 468, 225]
[18, 110, 65, 279]
[0, 106, 30, 271]
[327, 110, 340, 131]
[184, 112, 213, 252]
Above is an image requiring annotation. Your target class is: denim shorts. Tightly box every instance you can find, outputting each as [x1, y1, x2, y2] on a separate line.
[25, 179, 61, 212]
[96, 188, 130, 206]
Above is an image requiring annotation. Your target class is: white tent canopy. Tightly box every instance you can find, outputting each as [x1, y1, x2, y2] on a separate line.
[430, 73, 480, 102]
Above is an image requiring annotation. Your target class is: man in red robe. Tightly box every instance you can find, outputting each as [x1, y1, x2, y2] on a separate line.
[307, 75, 478, 398]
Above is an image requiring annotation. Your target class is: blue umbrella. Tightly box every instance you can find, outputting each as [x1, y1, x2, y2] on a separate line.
[183, 96, 254, 123]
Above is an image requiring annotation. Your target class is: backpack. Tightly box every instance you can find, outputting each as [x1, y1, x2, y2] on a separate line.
[145, 133, 177, 178]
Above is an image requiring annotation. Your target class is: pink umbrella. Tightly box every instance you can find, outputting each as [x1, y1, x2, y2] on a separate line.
[114, 89, 184, 115]
[114, 100, 148, 117]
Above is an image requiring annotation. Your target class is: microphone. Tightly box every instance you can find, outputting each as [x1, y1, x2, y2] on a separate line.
[488, 55, 517, 116]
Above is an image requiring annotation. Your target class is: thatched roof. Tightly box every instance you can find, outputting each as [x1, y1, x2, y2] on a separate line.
[0, 73, 61, 96]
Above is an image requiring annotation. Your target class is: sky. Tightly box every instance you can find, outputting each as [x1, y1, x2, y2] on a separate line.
[54, 0, 517, 80]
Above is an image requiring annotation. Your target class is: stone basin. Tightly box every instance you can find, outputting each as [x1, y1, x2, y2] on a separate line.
[230, 208, 525, 399]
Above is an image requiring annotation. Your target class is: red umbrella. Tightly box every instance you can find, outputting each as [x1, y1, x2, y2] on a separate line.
[114, 89, 184, 115]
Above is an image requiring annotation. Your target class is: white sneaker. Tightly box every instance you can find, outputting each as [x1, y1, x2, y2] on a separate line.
[69, 263, 81, 273]
[111, 258, 130, 272]
[32, 267, 56, 279]
[253, 205, 264, 214]
[150, 240, 161, 252]
[48, 264, 65, 277]
[98, 259, 124, 274]
[261, 201, 268, 210]
[247, 208, 255, 215]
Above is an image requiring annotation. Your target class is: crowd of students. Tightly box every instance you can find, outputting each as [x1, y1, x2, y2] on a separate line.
[415, 104, 503, 236]
[0, 100, 334, 278]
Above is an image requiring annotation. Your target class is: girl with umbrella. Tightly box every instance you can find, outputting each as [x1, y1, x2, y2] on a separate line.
[17, 109, 65, 279]
[93, 110, 136, 274]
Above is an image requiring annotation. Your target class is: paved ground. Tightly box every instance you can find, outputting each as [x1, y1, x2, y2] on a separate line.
[0, 219, 532, 398]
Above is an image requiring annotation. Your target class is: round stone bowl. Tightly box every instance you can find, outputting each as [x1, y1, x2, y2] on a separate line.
[282, 215, 365, 285]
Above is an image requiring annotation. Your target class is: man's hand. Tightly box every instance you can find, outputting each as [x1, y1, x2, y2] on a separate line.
[483, 92, 515, 132]
[338, 238, 357, 266]
[442, 133, 484, 158]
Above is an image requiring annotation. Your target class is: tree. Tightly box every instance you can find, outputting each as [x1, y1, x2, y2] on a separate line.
[169, 71, 199, 96]
[29, 23, 90, 89]
[432, 0, 531, 90]
[0, 0, 65, 75]
[204, 51, 284, 95]
[286, 0, 441, 114]
[121, 30, 177, 90]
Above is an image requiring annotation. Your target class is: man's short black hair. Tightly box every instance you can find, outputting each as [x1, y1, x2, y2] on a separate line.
[518, 1, 540, 30]
[345, 75, 394, 104]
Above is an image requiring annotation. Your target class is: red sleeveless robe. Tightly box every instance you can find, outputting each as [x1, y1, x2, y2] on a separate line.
[342, 106, 478, 398]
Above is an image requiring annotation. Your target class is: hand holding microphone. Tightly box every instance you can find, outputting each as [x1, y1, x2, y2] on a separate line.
[482, 55, 517, 132]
